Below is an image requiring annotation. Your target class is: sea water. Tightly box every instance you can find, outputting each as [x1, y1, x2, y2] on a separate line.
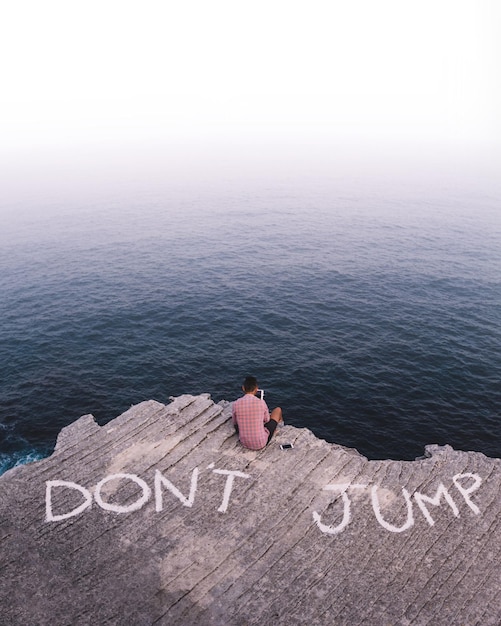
[1, 174, 500, 473]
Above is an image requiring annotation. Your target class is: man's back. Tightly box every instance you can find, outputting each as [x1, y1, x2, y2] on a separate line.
[232, 394, 270, 450]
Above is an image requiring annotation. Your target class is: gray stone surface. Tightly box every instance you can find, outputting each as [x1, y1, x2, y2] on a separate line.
[1, 394, 500, 625]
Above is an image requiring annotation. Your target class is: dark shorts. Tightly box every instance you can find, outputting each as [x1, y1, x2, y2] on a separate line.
[264, 418, 278, 443]
[234, 418, 279, 446]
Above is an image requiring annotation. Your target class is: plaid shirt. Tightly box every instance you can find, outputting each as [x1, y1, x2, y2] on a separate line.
[232, 393, 270, 450]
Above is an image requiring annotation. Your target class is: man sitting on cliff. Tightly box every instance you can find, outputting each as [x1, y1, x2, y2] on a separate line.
[232, 376, 283, 450]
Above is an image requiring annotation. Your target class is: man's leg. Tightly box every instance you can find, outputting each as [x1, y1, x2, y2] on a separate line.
[264, 407, 283, 443]
[270, 407, 283, 424]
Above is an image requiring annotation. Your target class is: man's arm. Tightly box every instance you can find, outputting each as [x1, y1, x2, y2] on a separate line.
[262, 400, 270, 423]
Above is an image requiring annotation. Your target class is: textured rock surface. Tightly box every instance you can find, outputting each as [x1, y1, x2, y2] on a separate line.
[1, 394, 500, 625]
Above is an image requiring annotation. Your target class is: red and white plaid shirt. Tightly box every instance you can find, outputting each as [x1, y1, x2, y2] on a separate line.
[232, 394, 270, 450]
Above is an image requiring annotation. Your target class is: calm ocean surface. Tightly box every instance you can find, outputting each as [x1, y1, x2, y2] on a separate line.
[1, 176, 500, 473]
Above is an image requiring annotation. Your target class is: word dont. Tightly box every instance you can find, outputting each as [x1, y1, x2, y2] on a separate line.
[312, 473, 482, 535]
[46, 465, 250, 522]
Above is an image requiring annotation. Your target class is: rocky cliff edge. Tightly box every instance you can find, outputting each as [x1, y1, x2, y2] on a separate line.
[1, 394, 500, 625]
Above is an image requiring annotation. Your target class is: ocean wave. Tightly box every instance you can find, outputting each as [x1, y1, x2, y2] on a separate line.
[0, 449, 46, 476]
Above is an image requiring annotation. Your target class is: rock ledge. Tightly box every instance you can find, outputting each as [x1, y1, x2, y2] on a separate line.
[1, 394, 500, 625]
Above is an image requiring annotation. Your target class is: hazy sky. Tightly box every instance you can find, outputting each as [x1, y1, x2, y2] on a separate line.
[1, 0, 500, 192]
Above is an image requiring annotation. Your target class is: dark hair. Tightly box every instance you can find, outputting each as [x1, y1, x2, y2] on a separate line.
[243, 376, 258, 392]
